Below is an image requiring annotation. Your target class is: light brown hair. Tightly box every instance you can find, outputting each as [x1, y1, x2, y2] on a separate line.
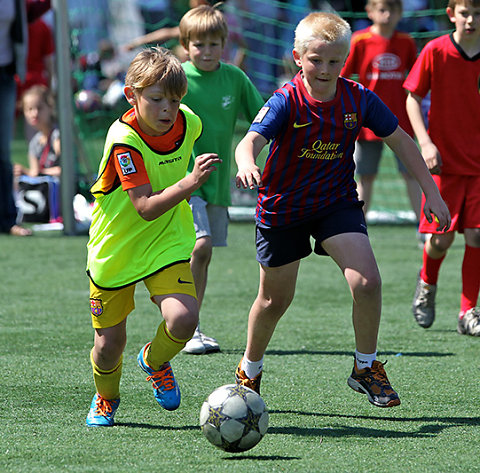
[179, 4, 228, 47]
[448, 0, 480, 8]
[124, 47, 187, 98]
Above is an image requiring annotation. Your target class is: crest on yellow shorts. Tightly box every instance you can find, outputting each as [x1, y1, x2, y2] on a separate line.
[90, 298, 103, 317]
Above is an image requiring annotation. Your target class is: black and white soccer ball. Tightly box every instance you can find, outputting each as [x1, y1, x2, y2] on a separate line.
[200, 384, 269, 453]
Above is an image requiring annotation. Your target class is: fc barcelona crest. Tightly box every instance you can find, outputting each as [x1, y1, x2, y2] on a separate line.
[90, 298, 103, 317]
[344, 113, 357, 130]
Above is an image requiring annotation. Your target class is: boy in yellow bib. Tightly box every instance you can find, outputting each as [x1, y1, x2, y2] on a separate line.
[85, 47, 221, 427]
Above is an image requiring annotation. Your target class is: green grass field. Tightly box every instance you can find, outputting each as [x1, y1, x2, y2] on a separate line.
[1, 222, 479, 473]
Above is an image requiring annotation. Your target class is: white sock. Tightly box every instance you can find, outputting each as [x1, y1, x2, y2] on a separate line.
[241, 355, 263, 379]
[355, 350, 376, 370]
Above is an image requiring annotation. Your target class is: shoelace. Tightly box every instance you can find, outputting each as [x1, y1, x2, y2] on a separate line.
[418, 285, 435, 305]
[368, 361, 390, 384]
[146, 366, 175, 391]
[94, 397, 114, 416]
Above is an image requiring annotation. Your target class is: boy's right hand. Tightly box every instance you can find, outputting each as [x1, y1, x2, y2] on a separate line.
[420, 141, 442, 175]
[235, 164, 263, 190]
[191, 153, 222, 187]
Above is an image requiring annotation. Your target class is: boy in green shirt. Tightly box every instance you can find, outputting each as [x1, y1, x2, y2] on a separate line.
[179, 4, 265, 354]
[85, 47, 221, 427]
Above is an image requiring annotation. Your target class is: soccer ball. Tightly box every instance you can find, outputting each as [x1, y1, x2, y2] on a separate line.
[200, 384, 269, 453]
[74, 89, 102, 113]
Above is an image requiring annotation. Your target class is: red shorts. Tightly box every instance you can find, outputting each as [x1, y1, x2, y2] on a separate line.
[419, 174, 480, 234]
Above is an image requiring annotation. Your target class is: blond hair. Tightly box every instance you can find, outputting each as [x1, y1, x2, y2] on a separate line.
[124, 47, 187, 98]
[294, 12, 351, 56]
[179, 4, 228, 47]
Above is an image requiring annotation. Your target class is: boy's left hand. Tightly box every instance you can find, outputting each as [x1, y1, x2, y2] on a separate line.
[423, 195, 451, 232]
[191, 153, 222, 187]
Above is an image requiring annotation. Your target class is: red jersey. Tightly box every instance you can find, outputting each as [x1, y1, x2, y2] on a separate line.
[342, 27, 417, 140]
[403, 33, 480, 176]
[15, 18, 54, 98]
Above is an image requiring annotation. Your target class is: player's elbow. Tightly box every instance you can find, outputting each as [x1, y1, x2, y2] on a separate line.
[135, 204, 157, 221]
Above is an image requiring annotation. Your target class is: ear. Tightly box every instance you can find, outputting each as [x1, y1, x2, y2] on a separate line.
[124, 86, 137, 106]
[292, 49, 302, 68]
[446, 7, 455, 23]
[180, 40, 190, 58]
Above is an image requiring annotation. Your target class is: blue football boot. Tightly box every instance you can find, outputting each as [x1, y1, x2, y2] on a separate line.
[137, 343, 181, 411]
[86, 393, 120, 427]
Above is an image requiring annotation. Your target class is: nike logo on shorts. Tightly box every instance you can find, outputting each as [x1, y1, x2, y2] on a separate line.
[177, 277, 193, 284]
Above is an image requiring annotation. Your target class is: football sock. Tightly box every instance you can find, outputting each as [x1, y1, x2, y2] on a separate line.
[90, 348, 122, 400]
[460, 245, 480, 316]
[421, 248, 445, 285]
[147, 320, 190, 370]
[355, 350, 376, 370]
[241, 355, 264, 379]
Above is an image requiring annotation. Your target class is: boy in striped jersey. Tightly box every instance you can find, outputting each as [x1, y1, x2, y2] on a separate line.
[233, 12, 451, 408]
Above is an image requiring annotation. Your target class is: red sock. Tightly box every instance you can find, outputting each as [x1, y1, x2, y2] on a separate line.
[420, 247, 445, 285]
[460, 245, 480, 314]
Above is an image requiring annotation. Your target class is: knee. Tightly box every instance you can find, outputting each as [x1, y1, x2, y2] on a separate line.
[192, 237, 212, 264]
[259, 291, 294, 318]
[465, 228, 480, 247]
[94, 335, 126, 363]
[170, 308, 199, 338]
[429, 233, 454, 252]
[351, 271, 382, 300]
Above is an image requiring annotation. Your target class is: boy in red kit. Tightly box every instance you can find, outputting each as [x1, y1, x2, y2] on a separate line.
[405, 0, 480, 334]
[341, 0, 422, 224]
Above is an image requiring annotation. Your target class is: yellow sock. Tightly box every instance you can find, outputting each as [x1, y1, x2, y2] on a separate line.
[147, 321, 190, 370]
[90, 348, 122, 400]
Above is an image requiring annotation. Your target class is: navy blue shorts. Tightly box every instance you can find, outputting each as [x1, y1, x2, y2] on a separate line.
[256, 201, 367, 267]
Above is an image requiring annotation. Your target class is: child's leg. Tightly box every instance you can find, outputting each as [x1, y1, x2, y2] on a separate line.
[91, 319, 127, 399]
[354, 140, 383, 216]
[323, 232, 400, 407]
[461, 229, 480, 313]
[421, 233, 454, 284]
[190, 236, 212, 308]
[322, 232, 381, 355]
[147, 294, 198, 369]
[236, 261, 299, 392]
[244, 261, 300, 361]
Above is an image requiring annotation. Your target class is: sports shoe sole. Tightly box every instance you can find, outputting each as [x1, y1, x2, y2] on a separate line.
[347, 376, 401, 408]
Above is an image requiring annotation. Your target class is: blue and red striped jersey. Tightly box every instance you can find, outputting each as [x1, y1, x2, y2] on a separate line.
[249, 72, 398, 227]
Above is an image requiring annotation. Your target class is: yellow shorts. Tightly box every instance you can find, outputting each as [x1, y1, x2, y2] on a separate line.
[89, 262, 197, 329]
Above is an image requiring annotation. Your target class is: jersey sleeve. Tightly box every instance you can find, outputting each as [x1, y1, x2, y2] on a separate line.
[403, 43, 432, 98]
[363, 88, 399, 137]
[112, 146, 150, 190]
[248, 92, 289, 141]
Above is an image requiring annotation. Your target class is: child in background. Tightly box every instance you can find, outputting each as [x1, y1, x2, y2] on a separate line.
[341, 0, 422, 226]
[406, 0, 480, 334]
[85, 47, 221, 427]
[234, 12, 450, 407]
[14, 85, 60, 178]
[178, 4, 264, 354]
